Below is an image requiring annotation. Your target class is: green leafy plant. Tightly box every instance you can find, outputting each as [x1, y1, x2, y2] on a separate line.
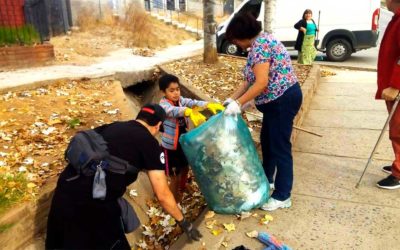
[0, 24, 41, 46]
[67, 118, 81, 128]
[0, 172, 29, 215]
[0, 223, 15, 233]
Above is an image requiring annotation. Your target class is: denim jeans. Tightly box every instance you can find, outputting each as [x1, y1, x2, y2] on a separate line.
[256, 83, 302, 201]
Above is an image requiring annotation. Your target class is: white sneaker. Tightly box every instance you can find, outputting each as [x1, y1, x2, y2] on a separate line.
[261, 197, 291, 211]
[269, 183, 275, 190]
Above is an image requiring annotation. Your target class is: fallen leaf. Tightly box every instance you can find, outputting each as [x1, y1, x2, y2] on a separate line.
[48, 119, 63, 125]
[129, 189, 138, 197]
[41, 127, 56, 135]
[205, 210, 215, 219]
[205, 220, 217, 229]
[237, 211, 252, 220]
[18, 166, 27, 172]
[260, 214, 274, 225]
[211, 228, 223, 236]
[221, 242, 228, 247]
[27, 182, 37, 188]
[246, 230, 258, 238]
[7, 181, 17, 187]
[223, 223, 235, 232]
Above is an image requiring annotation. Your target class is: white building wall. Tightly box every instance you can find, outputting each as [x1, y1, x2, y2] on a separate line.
[70, 0, 144, 23]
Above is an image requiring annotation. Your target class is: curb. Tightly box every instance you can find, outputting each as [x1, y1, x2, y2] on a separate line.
[315, 63, 377, 72]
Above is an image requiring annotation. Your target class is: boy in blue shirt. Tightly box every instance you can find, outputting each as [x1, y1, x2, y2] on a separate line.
[159, 74, 224, 201]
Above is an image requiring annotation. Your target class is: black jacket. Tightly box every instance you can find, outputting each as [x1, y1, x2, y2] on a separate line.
[45, 121, 165, 250]
[294, 19, 317, 51]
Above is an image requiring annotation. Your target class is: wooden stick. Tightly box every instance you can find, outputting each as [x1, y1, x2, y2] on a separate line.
[245, 111, 323, 137]
[293, 125, 323, 137]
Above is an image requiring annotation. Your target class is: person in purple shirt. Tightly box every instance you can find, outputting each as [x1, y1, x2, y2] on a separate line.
[224, 13, 303, 211]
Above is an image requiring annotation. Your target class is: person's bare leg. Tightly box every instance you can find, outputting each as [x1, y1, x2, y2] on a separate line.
[168, 174, 181, 202]
[179, 166, 189, 193]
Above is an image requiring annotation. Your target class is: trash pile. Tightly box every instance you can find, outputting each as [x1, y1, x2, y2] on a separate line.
[180, 113, 269, 214]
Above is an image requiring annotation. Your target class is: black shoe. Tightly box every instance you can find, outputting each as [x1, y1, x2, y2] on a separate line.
[377, 175, 400, 190]
[382, 166, 392, 174]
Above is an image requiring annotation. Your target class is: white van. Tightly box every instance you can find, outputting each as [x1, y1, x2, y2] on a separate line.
[216, 0, 381, 62]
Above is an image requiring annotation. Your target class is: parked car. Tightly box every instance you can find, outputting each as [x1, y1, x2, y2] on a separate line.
[216, 0, 381, 62]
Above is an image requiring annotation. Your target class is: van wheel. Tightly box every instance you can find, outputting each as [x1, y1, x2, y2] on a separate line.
[326, 39, 352, 62]
[222, 41, 240, 56]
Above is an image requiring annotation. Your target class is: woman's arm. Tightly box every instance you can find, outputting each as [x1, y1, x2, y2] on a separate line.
[294, 20, 306, 33]
[236, 62, 270, 105]
[230, 81, 250, 100]
[294, 20, 303, 29]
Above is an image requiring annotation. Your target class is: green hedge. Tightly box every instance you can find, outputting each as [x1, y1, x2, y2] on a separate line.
[0, 25, 41, 46]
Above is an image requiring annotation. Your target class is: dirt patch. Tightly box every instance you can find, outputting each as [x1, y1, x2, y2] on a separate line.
[0, 80, 132, 213]
[51, 8, 197, 66]
[162, 55, 312, 142]
[163, 55, 311, 102]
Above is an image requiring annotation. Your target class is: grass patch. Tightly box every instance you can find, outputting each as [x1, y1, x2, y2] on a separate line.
[0, 223, 15, 233]
[0, 25, 41, 46]
[0, 172, 31, 215]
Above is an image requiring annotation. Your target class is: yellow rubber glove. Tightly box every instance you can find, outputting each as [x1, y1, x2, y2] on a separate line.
[206, 103, 225, 115]
[184, 108, 206, 127]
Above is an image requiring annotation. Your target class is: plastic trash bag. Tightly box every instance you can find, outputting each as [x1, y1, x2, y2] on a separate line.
[180, 113, 269, 214]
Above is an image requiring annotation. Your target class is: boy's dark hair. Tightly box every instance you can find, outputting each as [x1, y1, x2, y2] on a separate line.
[158, 74, 180, 91]
[225, 12, 262, 42]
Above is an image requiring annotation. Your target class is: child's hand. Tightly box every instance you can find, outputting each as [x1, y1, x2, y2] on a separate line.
[207, 103, 225, 114]
[184, 108, 206, 127]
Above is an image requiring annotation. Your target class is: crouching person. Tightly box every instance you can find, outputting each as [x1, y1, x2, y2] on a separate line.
[45, 104, 202, 250]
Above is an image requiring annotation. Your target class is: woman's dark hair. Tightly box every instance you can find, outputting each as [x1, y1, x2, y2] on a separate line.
[302, 9, 313, 20]
[158, 74, 180, 91]
[225, 12, 262, 42]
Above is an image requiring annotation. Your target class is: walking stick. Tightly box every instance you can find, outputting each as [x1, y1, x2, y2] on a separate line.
[355, 95, 400, 188]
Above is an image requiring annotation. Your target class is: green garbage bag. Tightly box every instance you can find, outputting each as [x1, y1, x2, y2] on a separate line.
[179, 113, 269, 214]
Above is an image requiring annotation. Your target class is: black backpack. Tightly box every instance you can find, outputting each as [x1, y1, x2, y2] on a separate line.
[64, 129, 139, 199]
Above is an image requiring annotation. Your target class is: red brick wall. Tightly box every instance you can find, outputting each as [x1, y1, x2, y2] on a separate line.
[0, 0, 25, 27]
[0, 44, 55, 68]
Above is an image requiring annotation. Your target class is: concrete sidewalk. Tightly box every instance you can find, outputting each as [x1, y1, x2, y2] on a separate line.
[172, 69, 400, 249]
[0, 40, 203, 92]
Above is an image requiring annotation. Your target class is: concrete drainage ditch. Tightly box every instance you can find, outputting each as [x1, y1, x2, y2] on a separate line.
[0, 63, 321, 250]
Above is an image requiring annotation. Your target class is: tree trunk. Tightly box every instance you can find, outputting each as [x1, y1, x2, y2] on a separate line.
[203, 0, 218, 63]
[264, 0, 275, 33]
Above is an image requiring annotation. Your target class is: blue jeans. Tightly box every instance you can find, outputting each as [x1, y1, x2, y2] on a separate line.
[256, 83, 302, 201]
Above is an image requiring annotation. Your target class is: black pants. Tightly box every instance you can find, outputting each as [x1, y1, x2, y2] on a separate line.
[45, 165, 131, 250]
[256, 83, 302, 201]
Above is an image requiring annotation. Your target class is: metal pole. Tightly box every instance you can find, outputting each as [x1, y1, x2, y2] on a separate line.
[196, 17, 199, 39]
[356, 95, 400, 188]
[316, 10, 321, 43]
[98, 0, 103, 19]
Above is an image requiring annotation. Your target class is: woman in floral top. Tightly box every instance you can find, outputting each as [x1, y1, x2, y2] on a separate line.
[224, 13, 303, 211]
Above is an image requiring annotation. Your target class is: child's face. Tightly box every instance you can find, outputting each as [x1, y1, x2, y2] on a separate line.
[164, 82, 181, 102]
